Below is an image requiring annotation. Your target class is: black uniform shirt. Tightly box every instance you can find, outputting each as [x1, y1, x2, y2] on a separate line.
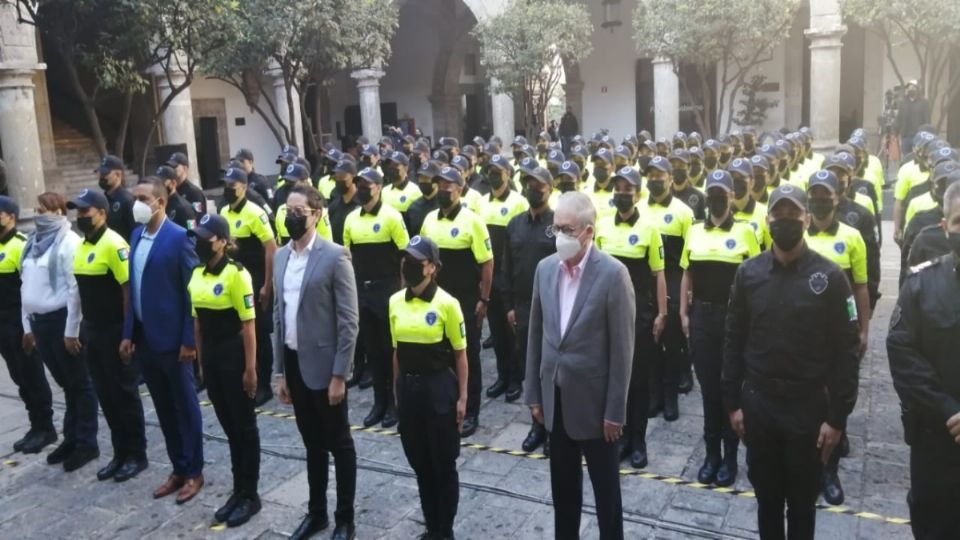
[888, 253, 960, 434]
[722, 247, 861, 429]
[327, 191, 361, 246]
[248, 171, 275, 208]
[405, 194, 438, 236]
[671, 184, 707, 220]
[901, 207, 943, 284]
[503, 208, 556, 313]
[166, 192, 197, 231]
[838, 197, 880, 305]
[908, 224, 952, 268]
[106, 186, 136, 241]
[177, 179, 207, 216]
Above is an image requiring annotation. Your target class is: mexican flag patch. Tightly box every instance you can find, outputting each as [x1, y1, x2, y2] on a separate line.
[259, 213, 268, 224]
[243, 294, 255, 309]
[846, 296, 857, 322]
[118, 248, 129, 262]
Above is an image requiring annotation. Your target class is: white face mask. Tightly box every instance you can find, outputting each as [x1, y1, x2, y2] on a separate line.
[132, 200, 155, 224]
[555, 230, 583, 261]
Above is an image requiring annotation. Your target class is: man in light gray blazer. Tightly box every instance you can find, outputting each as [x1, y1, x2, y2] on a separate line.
[272, 185, 360, 540]
[525, 191, 636, 540]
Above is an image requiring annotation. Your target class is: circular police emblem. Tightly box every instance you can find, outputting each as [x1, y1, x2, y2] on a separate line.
[834, 241, 846, 254]
[80, 189, 90, 198]
[192, 202, 203, 213]
[732, 158, 743, 167]
[815, 170, 830, 180]
[87, 253, 95, 263]
[688, 195, 700, 207]
[608, 198, 616, 207]
[562, 162, 571, 170]
[286, 164, 295, 174]
[400, 196, 407, 203]
[213, 283, 224, 296]
[780, 184, 795, 193]
[845, 211, 860, 226]
[809, 272, 829, 295]
[664, 214, 673, 224]
[500, 207, 508, 216]
[200, 214, 211, 225]
[450, 227, 460, 238]
[425, 311, 438, 326]
[750, 222, 758, 231]
[628, 234, 639, 246]
[857, 187, 867, 195]
[409, 235, 422, 246]
[235, 220, 242, 229]
[373, 223, 381, 233]
[226, 168, 235, 177]
[725, 239, 737, 250]
[112, 202, 120, 212]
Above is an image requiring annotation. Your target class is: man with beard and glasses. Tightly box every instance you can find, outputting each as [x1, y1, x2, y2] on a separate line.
[96, 155, 136, 241]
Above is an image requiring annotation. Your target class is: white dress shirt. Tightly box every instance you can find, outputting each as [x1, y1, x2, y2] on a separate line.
[282, 233, 316, 350]
[558, 243, 591, 338]
[21, 230, 83, 338]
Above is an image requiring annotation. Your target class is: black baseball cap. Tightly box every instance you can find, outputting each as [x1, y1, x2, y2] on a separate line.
[222, 166, 248, 184]
[357, 167, 384, 185]
[808, 170, 839, 193]
[547, 150, 565, 167]
[612, 166, 641, 187]
[933, 160, 959, 182]
[518, 157, 539, 174]
[768, 183, 807, 212]
[592, 148, 613, 165]
[234, 148, 255, 162]
[282, 163, 311, 182]
[435, 165, 464, 186]
[360, 144, 379, 157]
[487, 154, 514, 175]
[402, 235, 441, 266]
[556, 161, 581, 181]
[460, 145, 478, 158]
[727, 157, 753, 178]
[523, 166, 553, 186]
[645, 155, 672, 174]
[824, 153, 856, 174]
[155, 165, 178, 181]
[706, 170, 734, 192]
[439, 136, 459, 150]
[67, 188, 109, 211]
[511, 135, 527, 148]
[96, 155, 125, 175]
[189, 213, 230, 241]
[450, 155, 471, 173]
[164, 152, 189, 168]
[334, 160, 358, 175]
[750, 155, 770, 171]
[417, 160, 441, 179]
[384, 151, 409, 167]
[669, 148, 690, 164]
[0, 196, 19, 218]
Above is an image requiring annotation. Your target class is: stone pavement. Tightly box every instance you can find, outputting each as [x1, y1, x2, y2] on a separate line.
[0, 221, 914, 539]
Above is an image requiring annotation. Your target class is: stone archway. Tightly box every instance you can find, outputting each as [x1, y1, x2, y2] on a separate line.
[562, 57, 584, 137]
[428, 1, 477, 142]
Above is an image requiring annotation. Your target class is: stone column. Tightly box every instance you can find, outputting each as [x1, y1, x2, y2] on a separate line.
[805, 0, 846, 151]
[782, 18, 805, 130]
[155, 69, 200, 185]
[270, 73, 304, 149]
[861, 30, 884, 150]
[0, 67, 46, 214]
[490, 81, 515, 145]
[652, 56, 679, 139]
[351, 68, 385, 141]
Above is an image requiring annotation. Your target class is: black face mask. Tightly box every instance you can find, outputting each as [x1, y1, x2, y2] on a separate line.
[335, 180, 350, 194]
[418, 182, 435, 197]
[769, 219, 805, 251]
[744, 141, 755, 153]
[284, 213, 309, 241]
[525, 189, 547, 209]
[647, 180, 667, 197]
[98, 176, 113, 192]
[638, 156, 653, 171]
[536, 144, 548, 155]
[402, 257, 426, 286]
[808, 199, 835, 221]
[689, 164, 702, 178]
[557, 181, 576, 193]
[672, 170, 688, 185]
[707, 195, 729, 217]
[487, 173, 505, 190]
[77, 216, 96, 235]
[704, 157, 719, 169]
[195, 238, 215, 264]
[719, 152, 732, 164]
[513, 151, 523, 162]
[752, 175, 767, 192]
[354, 188, 373, 206]
[733, 180, 749, 201]
[613, 193, 635, 213]
[223, 186, 239, 204]
[438, 191, 455, 209]
[384, 168, 400, 184]
[948, 231, 960, 258]
[410, 156, 421, 172]
[594, 168, 610, 183]
[361, 157, 373, 169]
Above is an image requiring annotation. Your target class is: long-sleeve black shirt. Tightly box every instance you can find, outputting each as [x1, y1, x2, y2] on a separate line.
[502, 209, 556, 312]
[106, 186, 136, 241]
[722, 247, 860, 430]
[838, 197, 881, 307]
[327, 191, 360, 246]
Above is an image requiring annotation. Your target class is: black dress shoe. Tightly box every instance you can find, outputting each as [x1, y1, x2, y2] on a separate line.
[485, 379, 507, 398]
[521, 424, 546, 452]
[697, 455, 721, 485]
[114, 457, 148, 482]
[504, 383, 522, 403]
[331, 522, 356, 540]
[363, 402, 386, 427]
[64, 446, 100, 472]
[20, 429, 57, 454]
[715, 460, 738, 487]
[215, 492, 242, 523]
[677, 370, 694, 394]
[254, 387, 273, 407]
[630, 444, 648, 469]
[822, 470, 845, 505]
[357, 373, 373, 390]
[226, 495, 261, 527]
[381, 404, 398, 429]
[47, 441, 76, 465]
[460, 416, 478, 438]
[482, 335, 495, 350]
[662, 392, 679, 422]
[13, 428, 34, 452]
[97, 457, 124, 481]
[647, 399, 663, 419]
[290, 513, 330, 540]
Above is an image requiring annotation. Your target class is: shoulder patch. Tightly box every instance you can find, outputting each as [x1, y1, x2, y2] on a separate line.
[259, 213, 269, 224]
[243, 294, 255, 309]
[909, 258, 939, 275]
[117, 248, 129, 261]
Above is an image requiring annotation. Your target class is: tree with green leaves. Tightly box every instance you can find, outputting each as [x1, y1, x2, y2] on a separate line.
[473, 0, 593, 137]
[632, 0, 800, 136]
[841, 0, 960, 132]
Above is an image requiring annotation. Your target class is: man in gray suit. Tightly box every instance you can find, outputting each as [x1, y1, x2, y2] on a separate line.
[272, 185, 360, 540]
[525, 191, 636, 540]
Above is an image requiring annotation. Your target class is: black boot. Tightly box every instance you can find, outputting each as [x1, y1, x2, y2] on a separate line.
[381, 401, 398, 429]
[226, 493, 261, 527]
[522, 422, 546, 452]
[715, 442, 738, 487]
[485, 379, 507, 398]
[215, 481, 242, 523]
[677, 369, 694, 394]
[363, 401, 386, 427]
[647, 382, 664, 418]
[697, 441, 722, 485]
[662, 387, 679, 422]
[630, 433, 648, 469]
[822, 467, 844, 505]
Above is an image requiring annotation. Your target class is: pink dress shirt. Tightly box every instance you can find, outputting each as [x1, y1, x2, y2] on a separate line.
[558, 244, 592, 338]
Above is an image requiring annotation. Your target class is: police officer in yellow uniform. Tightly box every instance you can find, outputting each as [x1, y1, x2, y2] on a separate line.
[382, 150, 422, 215]
[679, 170, 760, 487]
[595, 167, 667, 469]
[390, 235, 467, 540]
[644, 156, 696, 416]
[905, 148, 957, 229]
[586, 148, 616, 216]
[219, 167, 278, 405]
[419, 165, 493, 437]
[481, 155, 530, 402]
[187, 214, 261, 526]
[344, 167, 410, 428]
[273, 164, 333, 246]
[728, 158, 770, 249]
[749, 154, 772, 204]
[804, 169, 871, 506]
[0, 196, 56, 454]
[68, 189, 147, 475]
[317, 148, 344, 201]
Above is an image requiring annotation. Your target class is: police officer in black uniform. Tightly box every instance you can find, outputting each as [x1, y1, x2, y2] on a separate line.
[167, 152, 207, 216]
[96, 155, 136, 241]
[235, 148, 275, 207]
[155, 166, 197, 231]
[887, 180, 960, 540]
[723, 184, 860, 540]
[902, 165, 959, 276]
[669, 148, 706, 220]
[834, 159, 881, 310]
[327, 159, 361, 246]
[407, 161, 442, 235]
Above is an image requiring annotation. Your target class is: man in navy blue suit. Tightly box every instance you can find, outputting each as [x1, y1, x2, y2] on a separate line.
[120, 178, 205, 501]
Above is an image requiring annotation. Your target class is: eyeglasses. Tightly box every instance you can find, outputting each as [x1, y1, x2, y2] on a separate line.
[548, 224, 581, 237]
[286, 207, 315, 218]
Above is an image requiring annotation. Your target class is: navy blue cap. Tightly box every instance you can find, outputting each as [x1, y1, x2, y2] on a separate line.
[519, 144, 536, 158]
[481, 142, 500, 156]
[324, 148, 344, 163]
[280, 144, 300, 156]
[96, 154, 125, 175]
[413, 140, 431, 154]
[847, 137, 866, 151]
[669, 149, 690, 164]
[418, 160, 441, 179]
[705, 170, 734, 192]
[460, 145, 478, 158]
[472, 136, 486, 147]
[385, 151, 409, 167]
[155, 165, 178, 181]
[613, 145, 632, 162]
[276, 151, 297, 165]
[435, 165, 464, 186]
[357, 167, 384, 185]
[556, 161, 581, 181]
[67, 188, 109, 211]
[645, 155, 672, 174]
[622, 134, 639, 147]
[518, 157, 540, 174]
[522, 166, 553, 186]
[688, 146, 705, 160]
[334, 159, 358, 175]
[808, 170, 838, 193]
[932, 146, 958, 165]
[727, 157, 753, 178]
[824, 152, 856, 174]
[569, 145, 588, 160]
[598, 134, 615, 148]
[703, 139, 720, 152]
[282, 163, 311, 182]
[0, 196, 19, 218]
[511, 135, 527, 147]
[163, 152, 188, 168]
[933, 161, 959, 182]
[360, 144, 378, 157]
[592, 148, 613, 164]
[769, 183, 807, 211]
[222, 166, 248, 184]
[234, 148, 254, 162]
[612, 166, 641, 187]
[547, 149, 565, 167]
[189, 213, 230, 241]
[402, 235, 441, 266]
[750, 155, 770, 170]
[487, 154, 514, 175]
[439, 136, 459, 149]
[450, 155, 471, 173]
[432, 149, 450, 164]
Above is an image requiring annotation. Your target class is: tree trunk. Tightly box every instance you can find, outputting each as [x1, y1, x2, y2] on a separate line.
[138, 72, 192, 177]
[62, 50, 108, 157]
[114, 91, 134, 159]
[298, 81, 320, 170]
[678, 71, 708, 136]
[217, 76, 285, 147]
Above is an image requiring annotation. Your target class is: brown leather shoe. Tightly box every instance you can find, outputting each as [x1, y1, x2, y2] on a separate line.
[175, 475, 204, 505]
[154, 474, 185, 499]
